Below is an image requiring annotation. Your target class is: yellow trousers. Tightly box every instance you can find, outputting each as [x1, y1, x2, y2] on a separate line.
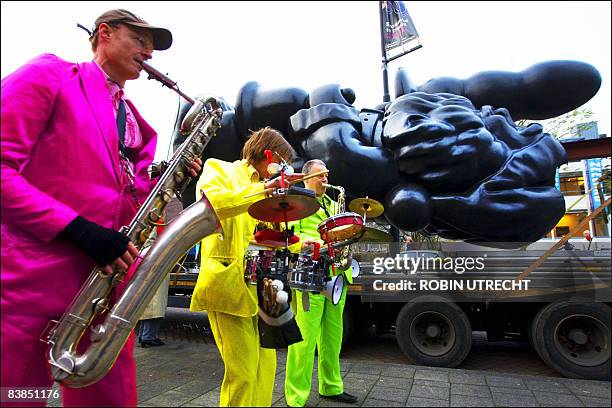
[208, 311, 277, 407]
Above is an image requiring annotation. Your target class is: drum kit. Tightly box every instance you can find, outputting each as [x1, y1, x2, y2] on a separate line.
[244, 157, 391, 312]
[348, 197, 392, 243]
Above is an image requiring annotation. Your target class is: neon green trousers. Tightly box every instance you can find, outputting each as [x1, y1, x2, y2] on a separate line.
[284, 286, 347, 407]
[208, 311, 276, 407]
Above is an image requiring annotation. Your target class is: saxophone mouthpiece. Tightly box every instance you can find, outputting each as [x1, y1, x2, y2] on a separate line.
[323, 183, 339, 191]
[141, 62, 195, 104]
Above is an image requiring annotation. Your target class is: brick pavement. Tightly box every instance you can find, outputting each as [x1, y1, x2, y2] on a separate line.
[45, 340, 610, 407]
[156, 308, 559, 377]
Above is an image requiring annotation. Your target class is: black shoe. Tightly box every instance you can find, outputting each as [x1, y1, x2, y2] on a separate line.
[140, 339, 164, 348]
[319, 392, 357, 404]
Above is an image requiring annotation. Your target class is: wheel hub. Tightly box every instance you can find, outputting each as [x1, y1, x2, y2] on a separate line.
[410, 311, 456, 357]
[554, 314, 610, 367]
[426, 324, 441, 338]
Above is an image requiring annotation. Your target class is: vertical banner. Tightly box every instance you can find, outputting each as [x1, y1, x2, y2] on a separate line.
[381, 1, 420, 61]
[586, 158, 604, 210]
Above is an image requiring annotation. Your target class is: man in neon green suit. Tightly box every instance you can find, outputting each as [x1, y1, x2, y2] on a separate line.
[284, 159, 357, 406]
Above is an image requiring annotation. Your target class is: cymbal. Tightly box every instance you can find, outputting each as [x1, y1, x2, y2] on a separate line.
[359, 226, 392, 242]
[248, 194, 320, 223]
[349, 197, 384, 218]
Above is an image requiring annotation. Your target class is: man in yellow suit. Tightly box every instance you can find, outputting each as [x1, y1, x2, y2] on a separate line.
[284, 159, 357, 406]
[190, 127, 300, 407]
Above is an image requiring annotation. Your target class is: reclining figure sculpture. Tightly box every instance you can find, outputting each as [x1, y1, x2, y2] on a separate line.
[173, 60, 601, 246]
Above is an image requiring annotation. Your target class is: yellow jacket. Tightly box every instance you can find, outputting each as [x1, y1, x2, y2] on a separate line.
[190, 159, 266, 317]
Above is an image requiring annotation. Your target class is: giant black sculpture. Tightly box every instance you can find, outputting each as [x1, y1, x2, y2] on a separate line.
[173, 60, 601, 246]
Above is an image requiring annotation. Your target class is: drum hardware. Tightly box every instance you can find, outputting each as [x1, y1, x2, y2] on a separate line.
[319, 232, 365, 254]
[247, 163, 348, 315]
[253, 228, 300, 247]
[244, 243, 344, 308]
[245, 169, 330, 200]
[360, 224, 393, 242]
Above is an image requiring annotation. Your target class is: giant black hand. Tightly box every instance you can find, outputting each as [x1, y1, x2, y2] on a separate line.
[382, 92, 509, 193]
[381, 93, 567, 242]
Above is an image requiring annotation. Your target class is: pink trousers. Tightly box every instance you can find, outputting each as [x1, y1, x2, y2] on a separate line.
[1, 314, 137, 407]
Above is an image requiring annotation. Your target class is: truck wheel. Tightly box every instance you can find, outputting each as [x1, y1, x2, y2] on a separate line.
[395, 296, 471, 367]
[528, 312, 543, 358]
[532, 301, 610, 380]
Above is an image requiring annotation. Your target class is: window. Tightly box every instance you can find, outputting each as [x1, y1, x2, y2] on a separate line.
[559, 175, 585, 195]
[555, 226, 570, 237]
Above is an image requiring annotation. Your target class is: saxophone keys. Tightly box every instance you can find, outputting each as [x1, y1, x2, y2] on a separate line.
[148, 209, 162, 222]
[139, 227, 152, 243]
[174, 171, 185, 184]
[90, 324, 106, 342]
[111, 272, 126, 287]
[92, 297, 109, 313]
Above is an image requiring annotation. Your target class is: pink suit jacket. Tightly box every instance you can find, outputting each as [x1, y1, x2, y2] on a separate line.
[1, 54, 158, 318]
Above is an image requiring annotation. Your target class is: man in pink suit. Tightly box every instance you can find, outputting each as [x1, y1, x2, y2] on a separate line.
[1, 9, 197, 407]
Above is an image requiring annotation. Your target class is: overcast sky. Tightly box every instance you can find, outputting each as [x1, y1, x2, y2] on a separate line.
[2, 1, 610, 161]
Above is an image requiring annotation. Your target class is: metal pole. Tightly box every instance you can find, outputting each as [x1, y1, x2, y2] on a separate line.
[379, 1, 391, 103]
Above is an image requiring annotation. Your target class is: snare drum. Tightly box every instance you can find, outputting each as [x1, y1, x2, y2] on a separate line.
[317, 212, 364, 243]
[286, 253, 329, 292]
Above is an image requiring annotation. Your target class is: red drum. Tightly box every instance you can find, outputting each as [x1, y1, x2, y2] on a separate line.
[317, 212, 364, 243]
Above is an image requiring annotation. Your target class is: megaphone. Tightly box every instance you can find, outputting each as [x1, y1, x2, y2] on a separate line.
[351, 259, 360, 278]
[321, 274, 345, 305]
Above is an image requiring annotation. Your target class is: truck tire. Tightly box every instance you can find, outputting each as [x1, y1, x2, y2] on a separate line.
[395, 296, 472, 367]
[532, 301, 610, 380]
[528, 311, 544, 359]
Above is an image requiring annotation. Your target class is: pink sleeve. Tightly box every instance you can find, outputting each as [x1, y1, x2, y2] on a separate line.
[1, 55, 79, 242]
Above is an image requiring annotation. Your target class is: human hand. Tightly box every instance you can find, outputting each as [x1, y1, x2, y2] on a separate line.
[300, 239, 317, 253]
[103, 242, 140, 275]
[382, 92, 508, 192]
[59, 216, 136, 272]
[188, 158, 202, 177]
[264, 173, 305, 190]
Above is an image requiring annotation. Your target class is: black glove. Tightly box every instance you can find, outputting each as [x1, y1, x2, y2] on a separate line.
[258, 307, 303, 349]
[59, 216, 130, 267]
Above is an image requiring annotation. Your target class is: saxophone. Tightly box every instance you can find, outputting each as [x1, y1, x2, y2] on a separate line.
[44, 64, 223, 388]
[323, 183, 352, 270]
